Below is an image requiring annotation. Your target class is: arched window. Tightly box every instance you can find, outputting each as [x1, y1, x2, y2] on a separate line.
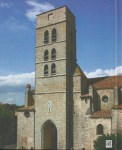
[51, 63, 56, 75]
[44, 65, 48, 76]
[52, 28, 57, 42]
[44, 50, 48, 61]
[44, 30, 49, 44]
[51, 48, 56, 60]
[96, 124, 103, 135]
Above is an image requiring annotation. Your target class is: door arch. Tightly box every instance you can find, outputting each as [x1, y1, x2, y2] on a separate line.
[42, 120, 57, 149]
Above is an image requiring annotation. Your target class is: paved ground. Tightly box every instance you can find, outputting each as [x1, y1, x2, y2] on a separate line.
[3, 144, 16, 149]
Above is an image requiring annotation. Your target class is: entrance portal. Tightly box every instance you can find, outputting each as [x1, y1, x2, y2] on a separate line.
[42, 120, 57, 149]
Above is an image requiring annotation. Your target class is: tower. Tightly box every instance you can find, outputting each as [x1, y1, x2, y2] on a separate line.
[35, 6, 76, 149]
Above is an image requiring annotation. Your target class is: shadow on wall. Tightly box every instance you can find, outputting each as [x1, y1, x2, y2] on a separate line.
[3, 144, 16, 149]
[93, 89, 101, 112]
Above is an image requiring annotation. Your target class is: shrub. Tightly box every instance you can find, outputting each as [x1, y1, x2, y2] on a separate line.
[93, 133, 122, 150]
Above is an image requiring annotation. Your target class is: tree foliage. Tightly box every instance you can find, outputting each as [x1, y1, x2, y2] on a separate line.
[94, 133, 122, 150]
[0, 104, 22, 148]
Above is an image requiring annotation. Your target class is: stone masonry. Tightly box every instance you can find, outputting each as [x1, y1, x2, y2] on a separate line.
[16, 6, 122, 150]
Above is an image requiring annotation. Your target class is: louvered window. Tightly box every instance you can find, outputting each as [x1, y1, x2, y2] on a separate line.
[51, 63, 56, 75]
[52, 28, 57, 42]
[44, 50, 48, 61]
[44, 65, 48, 76]
[51, 48, 56, 60]
[44, 30, 49, 44]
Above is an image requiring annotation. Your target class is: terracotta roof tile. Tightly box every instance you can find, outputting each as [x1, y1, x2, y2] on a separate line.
[91, 110, 111, 118]
[17, 106, 35, 111]
[89, 75, 122, 89]
[112, 104, 122, 109]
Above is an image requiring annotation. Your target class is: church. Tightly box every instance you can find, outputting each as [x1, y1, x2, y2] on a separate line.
[16, 6, 122, 150]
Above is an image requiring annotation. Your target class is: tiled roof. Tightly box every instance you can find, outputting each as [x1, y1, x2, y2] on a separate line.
[91, 110, 111, 118]
[89, 75, 122, 89]
[17, 106, 35, 111]
[112, 104, 122, 109]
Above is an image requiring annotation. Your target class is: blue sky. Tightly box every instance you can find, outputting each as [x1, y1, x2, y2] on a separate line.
[0, 0, 122, 105]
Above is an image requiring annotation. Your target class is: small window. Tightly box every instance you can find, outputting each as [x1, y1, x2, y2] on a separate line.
[51, 63, 56, 75]
[44, 30, 49, 44]
[44, 65, 48, 76]
[52, 28, 57, 42]
[24, 111, 30, 118]
[44, 50, 48, 61]
[96, 124, 103, 135]
[102, 95, 108, 103]
[51, 48, 56, 60]
[48, 13, 53, 20]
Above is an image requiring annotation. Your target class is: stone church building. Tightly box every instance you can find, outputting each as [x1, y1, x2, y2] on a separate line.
[16, 6, 122, 150]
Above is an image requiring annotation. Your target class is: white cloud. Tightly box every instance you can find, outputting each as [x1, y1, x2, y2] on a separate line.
[0, 66, 121, 105]
[85, 66, 122, 78]
[0, 2, 10, 8]
[0, 72, 35, 105]
[0, 17, 28, 32]
[3, 98, 15, 104]
[0, 66, 122, 87]
[0, 72, 35, 87]
[25, 0, 55, 21]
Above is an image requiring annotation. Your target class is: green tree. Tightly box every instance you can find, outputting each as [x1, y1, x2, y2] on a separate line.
[93, 133, 122, 150]
[0, 104, 23, 148]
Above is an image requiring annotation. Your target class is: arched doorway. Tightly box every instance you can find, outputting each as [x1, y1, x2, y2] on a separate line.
[42, 120, 57, 149]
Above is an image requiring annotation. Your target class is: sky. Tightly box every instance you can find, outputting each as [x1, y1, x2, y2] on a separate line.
[0, 0, 122, 105]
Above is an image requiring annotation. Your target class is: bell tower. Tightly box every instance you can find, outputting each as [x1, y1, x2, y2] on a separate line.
[35, 6, 76, 149]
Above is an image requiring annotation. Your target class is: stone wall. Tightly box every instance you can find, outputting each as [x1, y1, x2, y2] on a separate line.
[35, 6, 75, 149]
[35, 93, 67, 149]
[17, 110, 34, 149]
[111, 108, 122, 134]
[97, 89, 114, 110]
[17, 5, 122, 150]
[73, 93, 92, 149]
[89, 118, 111, 150]
[36, 7, 66, 29]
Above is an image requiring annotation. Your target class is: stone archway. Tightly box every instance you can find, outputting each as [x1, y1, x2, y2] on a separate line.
[42, 120, 57, 149]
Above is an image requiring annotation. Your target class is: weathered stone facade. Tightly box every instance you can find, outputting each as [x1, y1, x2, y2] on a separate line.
[16, 6, 122, 150]
[17, 106, 35, 149]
